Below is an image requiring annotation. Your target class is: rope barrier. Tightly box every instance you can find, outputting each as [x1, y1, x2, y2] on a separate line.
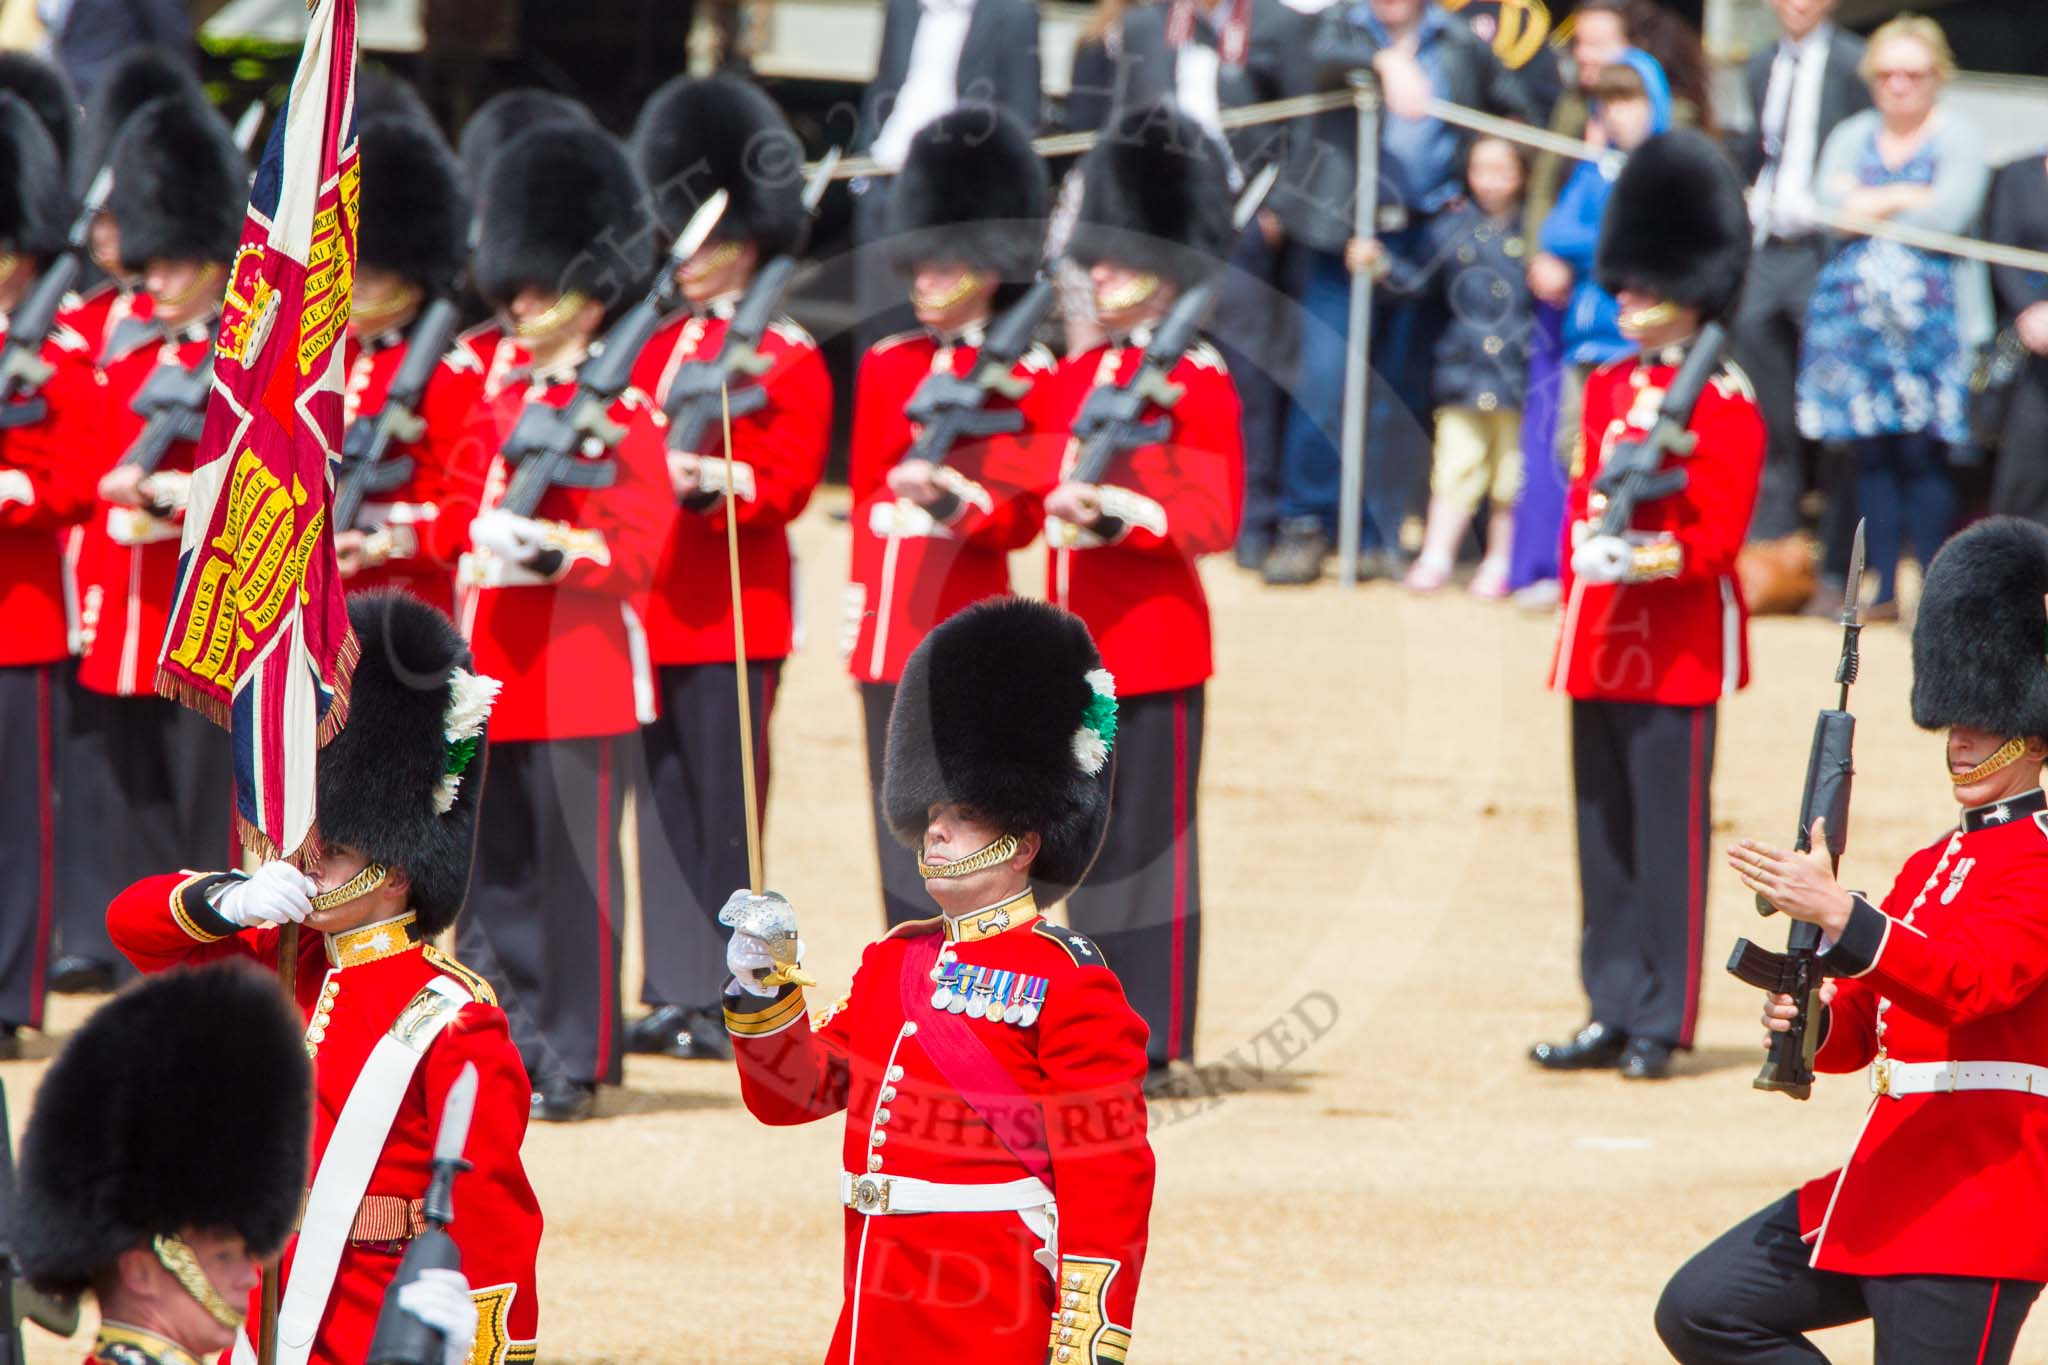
[809, 84, 2048, 278]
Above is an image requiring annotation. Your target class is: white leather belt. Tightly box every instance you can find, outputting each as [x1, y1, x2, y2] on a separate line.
[1871, 1058, 2048, 1098]
[839, 1172, 1053, 1216]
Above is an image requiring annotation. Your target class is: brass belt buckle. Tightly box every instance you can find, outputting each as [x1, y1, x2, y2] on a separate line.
[851, 1177, 891, 1214]
[1872, 1057, 1892, 1097]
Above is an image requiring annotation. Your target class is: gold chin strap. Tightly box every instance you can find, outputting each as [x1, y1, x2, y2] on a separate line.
[153, 263, 225, 314]
[1618, 300, 1681, 334]
[682, 241, 741, 283]
[152, 1235, 244, 1330]
[513, 289, 591, 339]
[1095, 272, 1160, 315]
[349, 282, 420, 334]
[912, 270, 982, 313]
[919, 834, 1021, 881]
[1953, 736, 2028, 787]
[309, 862, 388, 913]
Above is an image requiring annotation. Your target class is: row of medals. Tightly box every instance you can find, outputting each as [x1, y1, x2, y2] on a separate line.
[930, 958, 1047, 1028]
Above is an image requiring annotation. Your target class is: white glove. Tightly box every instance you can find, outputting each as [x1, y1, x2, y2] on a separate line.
[211, 861, 315, 929]
[1570, 534, 1632, 586]
[469, 509, 546, 562]
[726, 930, 806, 999]
[395, 1267, 477, 1365]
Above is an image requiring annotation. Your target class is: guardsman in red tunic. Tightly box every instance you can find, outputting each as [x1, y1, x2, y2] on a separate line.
[105, 592, 543, 1365]
[16, 963, 315, 1365]
[846, 103, 1055, 929]
[43, 92, 245, 999]
[725, 598, 1154, 1365]
[1531, 130, 1764, 1082]
[1044, 100, 1244, 1077]
[454, 121, 670, 1123]
[1660, 518, 2048, 1364]
[333, 114, 483, 616]
[620, 75, 830, 1061]
[0, 79, 98, 1049]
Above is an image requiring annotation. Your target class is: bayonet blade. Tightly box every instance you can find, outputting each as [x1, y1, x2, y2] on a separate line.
[668, 189, 731, 267]
[232, 101, 265, 157]
[1843, 519, 1867, 629]
[1231, 162, 1281, 232]
[432, 1062, 479, 1166]
[801, 147, 842, 215]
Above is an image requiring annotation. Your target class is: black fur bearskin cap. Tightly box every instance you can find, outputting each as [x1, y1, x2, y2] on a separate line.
[317, 591, 495, 936]
[16, 962, 312, 1297]
[884, 103, 1048, 282]
[1595, 128, 1752, 321]
[79, 46, 203, 188]
[357, 115, 471, 293]
[883, 598, 1117, 904]
[1069, 98, 1234, 288]
[455, 87, 594, 193]
[1911, 517, 2048, 739]
[108, 94, 246, 272]
[355, 64, 433, 130]
[630, 74, 808, 259]
[0, 93, 72, 259]
[472, 120, 652, 319]
[0, 53, 75, 172]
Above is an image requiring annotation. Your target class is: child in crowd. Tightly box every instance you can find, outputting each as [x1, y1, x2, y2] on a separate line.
[1349, 134, 1537, 595]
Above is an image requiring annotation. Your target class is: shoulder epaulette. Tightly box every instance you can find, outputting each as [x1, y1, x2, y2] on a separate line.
[1185, 340, 1228, 375]
[870, 329, 924, 356]
[1018, 342, 1057, 374]
[1713, 358, 1758, 403]
[423, 944, 497, 1005]
[1034, 919, 1108, 966]
[769, 316, 818, 351]
[884, 915, 944, 941]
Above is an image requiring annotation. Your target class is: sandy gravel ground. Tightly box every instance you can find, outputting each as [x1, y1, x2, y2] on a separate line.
[17, 497, 2001, 1363]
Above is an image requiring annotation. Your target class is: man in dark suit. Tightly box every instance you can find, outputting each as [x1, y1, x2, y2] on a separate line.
[1731, 0, 1868, 603]
[852, 0, 1042, 346]
[1110, 0, 1313, 569]
[40, 0, 191, 102]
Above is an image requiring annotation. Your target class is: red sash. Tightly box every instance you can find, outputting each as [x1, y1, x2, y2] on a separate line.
[897, 932, 1057, 1189]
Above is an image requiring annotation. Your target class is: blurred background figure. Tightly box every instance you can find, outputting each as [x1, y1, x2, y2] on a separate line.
[1985, 143, 2048, 524]
[1796, 13, 1988, 620]
[35, 0, 189, 102]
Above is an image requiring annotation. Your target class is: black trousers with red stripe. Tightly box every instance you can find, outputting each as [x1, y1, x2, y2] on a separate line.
[860, 680, 932, 929]
[459, 736, 627, 1088]
[1657, 1191, 2043, 1363]
[632, 661, 777, 1011]
[55, 673, 233, 986]
[0, 665, 55, 1028]
[1065, 684, 1204, 1067]
[1571, 698, 1715, 1049]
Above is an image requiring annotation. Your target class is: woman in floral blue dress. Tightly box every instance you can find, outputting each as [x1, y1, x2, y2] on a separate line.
[1796, 14, 1990, 615]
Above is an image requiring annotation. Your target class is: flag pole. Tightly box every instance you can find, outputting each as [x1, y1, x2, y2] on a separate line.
[720, 383, 765, 897]
[260, 922, 297, 1361]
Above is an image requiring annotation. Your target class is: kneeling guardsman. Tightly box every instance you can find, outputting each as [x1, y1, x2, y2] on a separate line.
[1659, 516, 2048, 1363]
[105, 591, 542, 1365]
[725, 598, 1155, 1364]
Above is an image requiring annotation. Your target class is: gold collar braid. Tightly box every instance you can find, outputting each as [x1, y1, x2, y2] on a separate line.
[1953, 736, 2028, 787]
[151, 1235, 244, 1330]
[919, 834, 1020, 881]
[93, 1322, 204, 1365]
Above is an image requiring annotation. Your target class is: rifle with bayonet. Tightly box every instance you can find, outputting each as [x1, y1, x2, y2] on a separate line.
[0, 168, 112, 429]
[662, 149, 839, 458]
[1727, 519, 1868, 1101]
[1588, 321, 1730, 536]
[1064, 163, 1279, 492]
[494, 187, 733, 518]
[331, 296, 461, 534]
[365, 1065, 478, 1365]
[897, 273, 1057, 467]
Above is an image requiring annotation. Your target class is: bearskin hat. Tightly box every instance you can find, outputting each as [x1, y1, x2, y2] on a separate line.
[473, 120, 651, 319]
[884, 598, 1117, 903]
[0, 94, 71, 259]
[1069, 99, 1234, 287]
[357, 115, 471, 293]
[355, 64, 433, 129]
[455, 88, 593, 192]
[1910, 517, 2048, 739]
[317, 591, 496, 936]
[108, 95, 246, 271]
[0, 53, 75, 172]
[16, 962, 312, 1297]
[79, 46, 203, 185]
[885, 103, 1047, 282]
[1595, 128, 1752, 321]
[630, 74, 807, 259]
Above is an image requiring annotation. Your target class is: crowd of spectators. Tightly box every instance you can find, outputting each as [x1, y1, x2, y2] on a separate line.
[1027, 0, 2044, 612]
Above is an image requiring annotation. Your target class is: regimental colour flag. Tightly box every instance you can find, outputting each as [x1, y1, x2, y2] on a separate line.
[156, 0, 361, 861]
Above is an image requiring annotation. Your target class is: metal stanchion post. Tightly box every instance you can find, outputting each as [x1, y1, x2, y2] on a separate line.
[1338, 70, 1380, 589]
